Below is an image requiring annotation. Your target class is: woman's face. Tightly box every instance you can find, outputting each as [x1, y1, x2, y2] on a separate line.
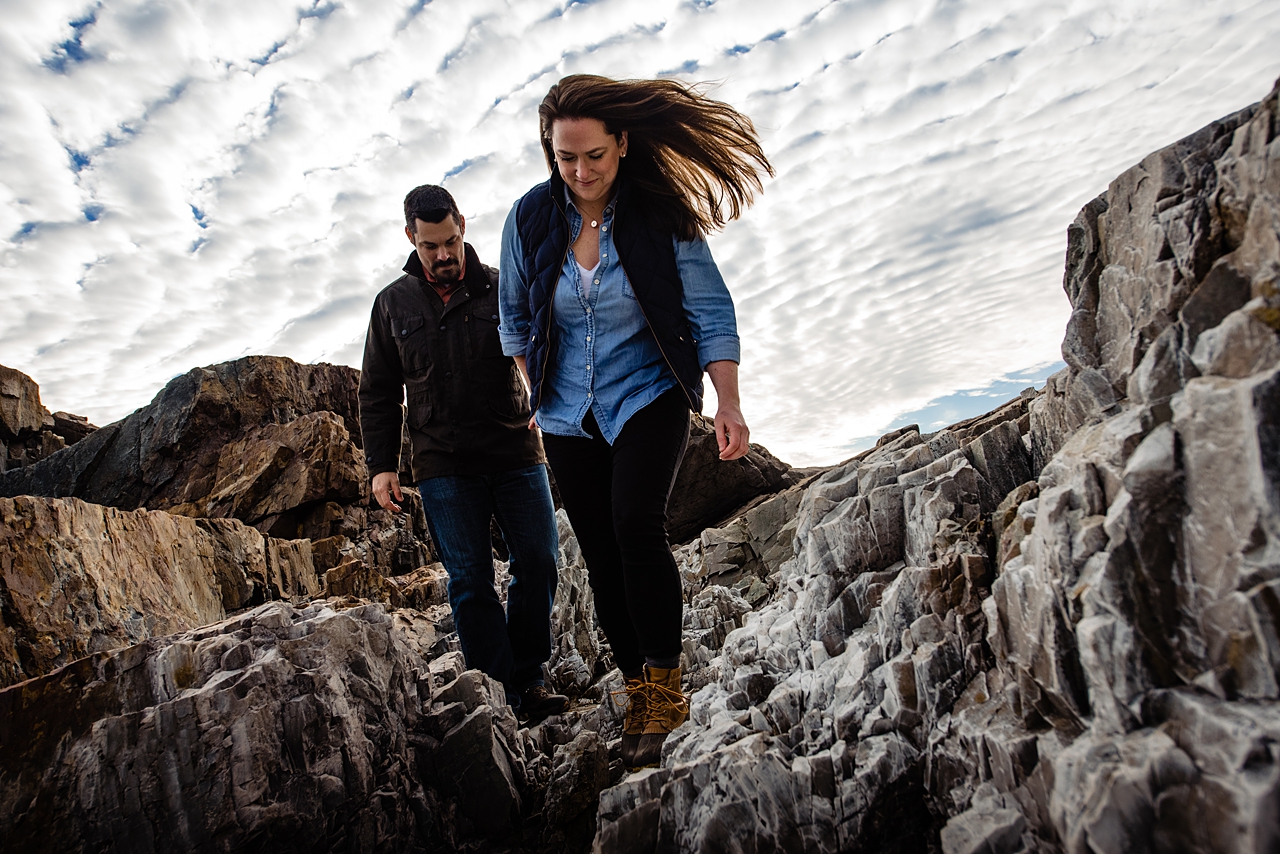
[550, 117, 628, 207]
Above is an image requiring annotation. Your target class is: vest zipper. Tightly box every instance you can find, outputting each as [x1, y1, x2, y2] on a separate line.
[614, 206, 697, 412]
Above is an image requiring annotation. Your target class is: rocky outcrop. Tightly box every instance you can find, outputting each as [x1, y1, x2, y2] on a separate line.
[0, 365, 98, 473]
[0, 356, 362, 516]
[0, 365, 47, 441]
[0, 601, 433, 853]
[0, 495, 317, 689]
[668, 413, 802, 544]
[589, 76, 1280, 853]
[2, 76, 1278, 854]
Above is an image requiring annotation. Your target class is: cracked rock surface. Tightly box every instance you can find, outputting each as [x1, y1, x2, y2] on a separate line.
[2, 76, 1279, 853]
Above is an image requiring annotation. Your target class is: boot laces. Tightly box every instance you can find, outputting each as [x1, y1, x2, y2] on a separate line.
[639, 682, 688, 725]
[611, 679, 649, 719]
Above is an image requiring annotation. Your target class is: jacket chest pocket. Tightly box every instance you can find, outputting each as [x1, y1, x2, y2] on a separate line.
[466, 310, 506, 361]
[391, 314, 431, 375]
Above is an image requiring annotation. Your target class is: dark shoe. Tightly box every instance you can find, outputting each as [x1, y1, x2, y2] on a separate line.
[613, 676, 648, 768]
[631, 665, 688, 769]
[520, 684, 569, 724]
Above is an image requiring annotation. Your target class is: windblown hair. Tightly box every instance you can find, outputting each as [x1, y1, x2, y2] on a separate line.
[538, 75, 774, 241]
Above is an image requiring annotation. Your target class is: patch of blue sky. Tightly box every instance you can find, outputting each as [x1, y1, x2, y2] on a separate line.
[846, 360, 1065, 453]
[43, 9, 98, 73]
[397, 0, 431, 32]
[83, 204, 104, 222]
[300, 2, 339, 20]
[66, 147, 91, 172]
[659, 59, 701, 77]
[443, 157, 483, 180]
[252, 41, 286, 67]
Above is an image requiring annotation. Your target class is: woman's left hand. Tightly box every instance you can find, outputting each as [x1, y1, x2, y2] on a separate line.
[715, 403, 750, 460]
[706, 359, 749, 460]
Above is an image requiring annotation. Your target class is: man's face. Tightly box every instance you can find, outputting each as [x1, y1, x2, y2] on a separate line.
[406, 215, 466, 283]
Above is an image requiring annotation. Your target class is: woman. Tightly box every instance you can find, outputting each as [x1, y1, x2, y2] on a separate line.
[498, 74, 772, 768]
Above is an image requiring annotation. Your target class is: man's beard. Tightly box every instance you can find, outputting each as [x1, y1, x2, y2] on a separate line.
[431, 259, 462, 282]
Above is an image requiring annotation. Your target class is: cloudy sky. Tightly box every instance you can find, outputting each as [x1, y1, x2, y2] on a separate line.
[2, 0, 1277, 466]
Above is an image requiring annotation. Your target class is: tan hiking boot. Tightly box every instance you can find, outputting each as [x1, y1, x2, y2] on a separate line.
[631, 665, 688, 769]
[612, 676, 648, 768]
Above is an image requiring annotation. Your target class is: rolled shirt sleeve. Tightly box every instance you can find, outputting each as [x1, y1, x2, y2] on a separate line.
[675, 236, 741, 368]
[498, 202, 531, 357]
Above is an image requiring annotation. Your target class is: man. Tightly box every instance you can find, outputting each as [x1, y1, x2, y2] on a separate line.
[359, 184, 568, 723]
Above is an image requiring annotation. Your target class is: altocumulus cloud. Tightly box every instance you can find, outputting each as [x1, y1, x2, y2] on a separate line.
[1, 0, 1277, 465]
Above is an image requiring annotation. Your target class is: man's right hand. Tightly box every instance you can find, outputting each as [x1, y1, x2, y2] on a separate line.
[372, 471, 404, 513]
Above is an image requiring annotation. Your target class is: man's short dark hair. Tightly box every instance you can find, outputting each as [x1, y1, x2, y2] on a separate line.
[404, 184, 462, 231]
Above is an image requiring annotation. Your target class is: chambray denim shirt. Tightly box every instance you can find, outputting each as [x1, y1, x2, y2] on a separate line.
[499, 194, 740, 443]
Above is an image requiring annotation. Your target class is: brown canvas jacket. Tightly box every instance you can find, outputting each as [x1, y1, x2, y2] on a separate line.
[358, 243, 543, 481]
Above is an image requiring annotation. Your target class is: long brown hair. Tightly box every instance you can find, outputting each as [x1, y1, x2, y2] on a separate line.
[538, 75, 774, 241]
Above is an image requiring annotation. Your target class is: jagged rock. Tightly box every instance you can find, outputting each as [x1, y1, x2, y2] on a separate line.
[667, 413, 801, 544]
[0, 601, 433, 853]
[322, 557, 407, 605]
[941, 796, 1027, 854]
[0, 366, 98, 474]
[674, 482, 806, 604]
[388, 562, 449, 611]
[2, 428, 64, 472]
[185, 410, 368, 537]
[3, 74, 1279, 854]
[0, 355, 362, 513]
[1173, 366, 1280, 697]
[0, 495, 316, 689]
[51, 410, 98, 444]
[362, 490, 435, 577]
[0, 364, 48, 441]
[391, 605, 456, 662]
[543, 730, 610, 851]
[549, 510, 603, 695]
[426, 689, 524, 838]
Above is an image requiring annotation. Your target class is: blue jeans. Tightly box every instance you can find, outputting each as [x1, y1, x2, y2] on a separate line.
[417, 464, 559, 698]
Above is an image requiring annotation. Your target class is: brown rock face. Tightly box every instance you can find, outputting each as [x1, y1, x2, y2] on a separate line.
[0, 365, 48, 442]
[0, 365, 99, 474]
[0, 355, 362, 514]
[0, 495, 317, 689]
[191, 410, 369, 537]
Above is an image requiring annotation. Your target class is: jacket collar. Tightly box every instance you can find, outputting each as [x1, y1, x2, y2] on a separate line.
[402, 242, 487, 310]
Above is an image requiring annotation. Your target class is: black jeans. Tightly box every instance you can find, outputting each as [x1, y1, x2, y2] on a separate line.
[541, 386, 690, 674]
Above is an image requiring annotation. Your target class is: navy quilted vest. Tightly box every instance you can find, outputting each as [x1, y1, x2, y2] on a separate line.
[514, 171, 704, 415]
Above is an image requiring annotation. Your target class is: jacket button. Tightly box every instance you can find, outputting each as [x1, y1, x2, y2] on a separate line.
[400, 328, 407, 335]
[440, 325, 445, 331]
[445, 371, 453, 378]
[491, 314, 497, 320]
